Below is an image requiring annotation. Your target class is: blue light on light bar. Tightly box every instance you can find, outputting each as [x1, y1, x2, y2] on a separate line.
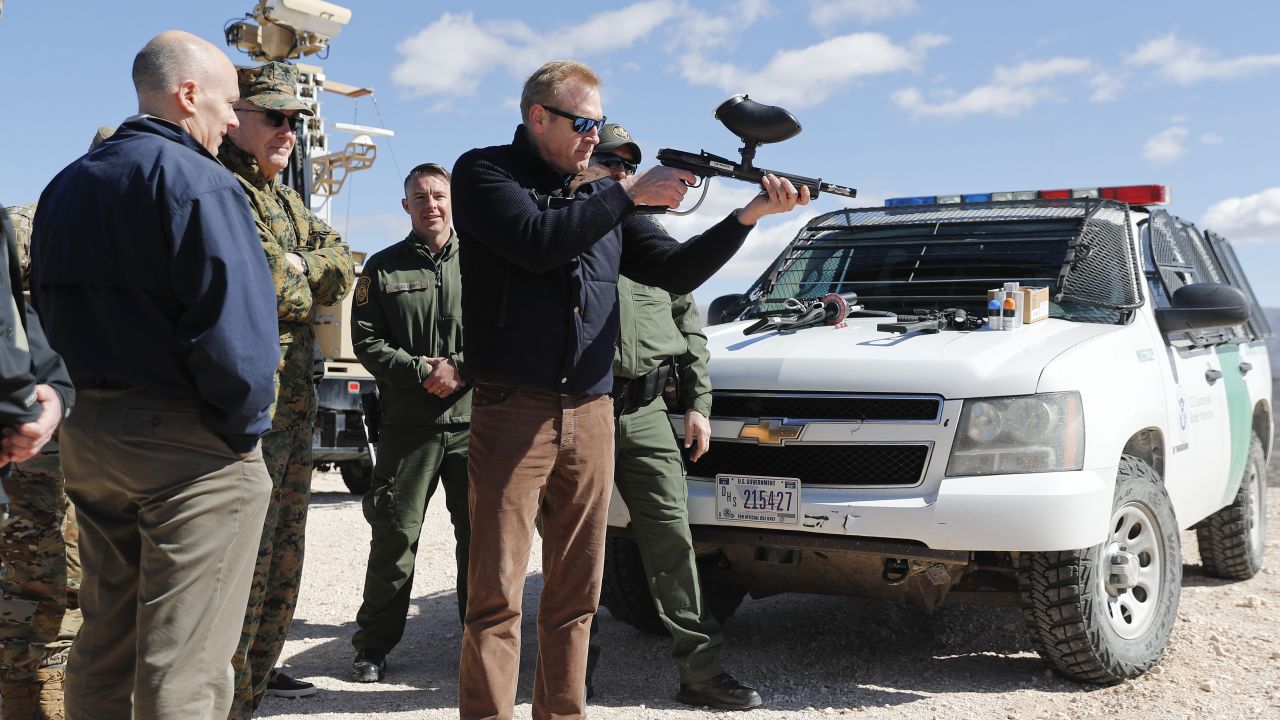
[885, 196, 936, 207]
[962, 193, 992, 203]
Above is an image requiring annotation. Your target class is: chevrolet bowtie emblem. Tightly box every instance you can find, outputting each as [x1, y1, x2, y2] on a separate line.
[738, 418, 805, 445]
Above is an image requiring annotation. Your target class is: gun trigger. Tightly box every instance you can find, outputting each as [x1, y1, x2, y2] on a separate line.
[685, 177, 704, 189]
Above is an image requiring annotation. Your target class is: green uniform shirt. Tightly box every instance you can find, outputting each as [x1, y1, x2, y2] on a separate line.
[352, 232, 470, 426]
[614, 276, 712, 417]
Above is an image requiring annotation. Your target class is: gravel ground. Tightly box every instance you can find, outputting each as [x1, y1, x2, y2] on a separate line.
[259, 468, 1279, 720]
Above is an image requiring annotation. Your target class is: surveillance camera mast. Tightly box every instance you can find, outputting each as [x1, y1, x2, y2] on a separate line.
[223, 0, 389, 489]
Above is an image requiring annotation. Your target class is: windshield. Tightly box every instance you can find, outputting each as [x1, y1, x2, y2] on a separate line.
[742, 201, 1140, 325]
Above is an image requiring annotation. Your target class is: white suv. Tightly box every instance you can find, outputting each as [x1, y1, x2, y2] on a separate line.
[602, 184, 1272, 684]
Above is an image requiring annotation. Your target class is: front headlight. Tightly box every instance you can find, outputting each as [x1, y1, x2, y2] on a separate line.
[946, 392, 1084, 476]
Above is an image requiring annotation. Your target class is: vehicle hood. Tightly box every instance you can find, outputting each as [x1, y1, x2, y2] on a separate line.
[705, 317, 1120, 399]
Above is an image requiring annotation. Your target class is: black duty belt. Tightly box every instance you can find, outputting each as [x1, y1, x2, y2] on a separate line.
[611, 360, 674, 417]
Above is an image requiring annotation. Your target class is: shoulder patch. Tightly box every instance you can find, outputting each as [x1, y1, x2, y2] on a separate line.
[354, 275, 371, 306]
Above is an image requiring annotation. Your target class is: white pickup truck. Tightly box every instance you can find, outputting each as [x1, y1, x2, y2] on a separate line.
[602, 184, 1272, 684]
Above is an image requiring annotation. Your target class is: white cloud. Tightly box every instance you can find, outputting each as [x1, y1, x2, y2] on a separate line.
[1142, 126, 1188, 163]
[809, 0, 918, 27]
[892, 56, 1094, 118]
[682, 32, 946, 108]
[391, 2, 934, 113]
[1201, 188, 1280, 245]
[391, 2, 681, 101]
[1087, 70, 1124, 101]
[1127, 34, 1280, 84]
[1200, 131, 1224, 145]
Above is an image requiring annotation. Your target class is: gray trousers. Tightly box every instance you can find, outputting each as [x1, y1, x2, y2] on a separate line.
[60, 389, 271, 720]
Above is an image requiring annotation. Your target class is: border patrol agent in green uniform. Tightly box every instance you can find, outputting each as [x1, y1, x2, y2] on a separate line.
[593, 125, 762, 710]
[349, 163, 471, 683]
[219, 62, 354, 716]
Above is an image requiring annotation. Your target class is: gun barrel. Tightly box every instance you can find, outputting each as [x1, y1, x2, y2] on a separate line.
[656, 148, 857, 200]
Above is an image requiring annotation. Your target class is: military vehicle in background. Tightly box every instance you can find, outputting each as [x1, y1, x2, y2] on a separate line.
[225, 0, 391, 493]
[312, 251, 376, 493]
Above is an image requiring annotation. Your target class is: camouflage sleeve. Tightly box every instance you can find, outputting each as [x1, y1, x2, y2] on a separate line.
[261, 235, 314, 324]
[295, 211, 353, 308]
[350, 265, 432, 389]
[671, 291, 712, 417]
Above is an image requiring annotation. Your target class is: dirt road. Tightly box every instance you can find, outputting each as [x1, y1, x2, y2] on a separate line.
[257, 468, 1277, 720]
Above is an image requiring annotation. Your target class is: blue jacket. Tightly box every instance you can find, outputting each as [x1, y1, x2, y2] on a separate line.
[31, 117, 279, 451]
[452, 126, 752, 396]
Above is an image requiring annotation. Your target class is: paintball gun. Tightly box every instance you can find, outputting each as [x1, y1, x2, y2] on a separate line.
[637, 94, 857, 215]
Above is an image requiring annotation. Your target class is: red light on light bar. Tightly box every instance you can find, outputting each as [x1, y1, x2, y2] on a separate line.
[347, 381, 361, 393]
[1099, 184, 1168, 205]
[1037, 189, 1071, 199]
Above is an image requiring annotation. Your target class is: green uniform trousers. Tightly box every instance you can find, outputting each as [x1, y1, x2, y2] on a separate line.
[0, 455, 81, 682]
[229, 402, 316, 719]
[614, 395, 723, 683]
[354, 423, 470, 653]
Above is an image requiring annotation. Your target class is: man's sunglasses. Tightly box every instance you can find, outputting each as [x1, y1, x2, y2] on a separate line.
[237, 107, 304, 134]
[540, 105, 606, 134]
[593, 154, 637, 175]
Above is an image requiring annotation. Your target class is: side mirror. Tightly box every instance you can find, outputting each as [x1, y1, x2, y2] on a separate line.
[1154, 283, 1250, 335]
[707, 293, 746, 326]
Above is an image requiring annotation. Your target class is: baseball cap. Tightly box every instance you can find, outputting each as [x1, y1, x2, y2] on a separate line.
[236, 62, 314, 116]
[594, 123, 641, 163]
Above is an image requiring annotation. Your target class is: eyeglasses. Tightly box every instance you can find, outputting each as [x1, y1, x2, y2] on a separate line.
[592, 154, 637, 175]
[540, 104, 606, 134]
[236, 107, 304, 134]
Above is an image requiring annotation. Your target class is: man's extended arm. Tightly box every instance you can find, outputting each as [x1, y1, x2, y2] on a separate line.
[172, 187, 280, 451]
[671, 292, 712, 417]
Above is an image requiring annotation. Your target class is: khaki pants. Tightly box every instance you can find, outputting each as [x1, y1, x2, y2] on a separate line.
[60, 389, 271, 720]
[459, 386, 613, 720]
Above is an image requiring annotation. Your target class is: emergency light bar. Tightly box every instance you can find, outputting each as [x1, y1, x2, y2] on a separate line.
[885, 184, 1169, 208]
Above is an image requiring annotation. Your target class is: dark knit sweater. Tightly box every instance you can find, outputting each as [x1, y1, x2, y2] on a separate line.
[451, 126, 752, 395]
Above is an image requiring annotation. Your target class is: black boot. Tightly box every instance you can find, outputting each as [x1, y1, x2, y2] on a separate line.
[676, 672, 763, 710]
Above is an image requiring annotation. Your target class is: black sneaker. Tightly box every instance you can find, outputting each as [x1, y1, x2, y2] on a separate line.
[265, 669, 317, 699]
[351, 649, 386, 683]
[676, 673, 762, 710]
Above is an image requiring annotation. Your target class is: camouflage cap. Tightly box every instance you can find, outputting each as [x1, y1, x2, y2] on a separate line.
[237, 62, 313, 115]
[594, 123, 641, 164]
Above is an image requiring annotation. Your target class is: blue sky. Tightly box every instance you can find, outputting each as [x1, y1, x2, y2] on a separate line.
[2, 1, 1278, 307]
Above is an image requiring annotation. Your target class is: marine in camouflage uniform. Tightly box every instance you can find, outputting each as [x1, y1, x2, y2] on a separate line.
[219, 63, 353, 719]
[0, 201, 81, 720]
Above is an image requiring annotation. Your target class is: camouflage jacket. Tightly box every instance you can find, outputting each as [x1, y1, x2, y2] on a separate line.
[219, 142, 354, 343]
[6, 203, 35, 289]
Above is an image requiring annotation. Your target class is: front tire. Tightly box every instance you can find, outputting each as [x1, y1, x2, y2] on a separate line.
[1196, 434, 1268, 580]
[339, 459, 374, 495]
[600, 535, 746, 635]
[1018, 455, 1181, 683]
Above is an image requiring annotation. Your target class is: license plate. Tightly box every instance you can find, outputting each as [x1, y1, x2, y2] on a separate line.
[715, 475, 800, 525]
